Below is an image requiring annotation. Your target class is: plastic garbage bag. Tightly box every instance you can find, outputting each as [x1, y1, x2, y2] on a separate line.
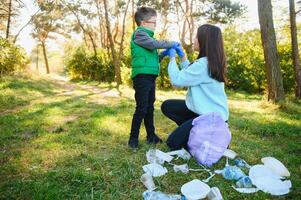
[143, 163, 168, 177]
[249, 164, 291, 195]
[207, 187, 223, 200]
[221, 166, 246, 180]
[236, 176, 253, 188]
[143, 191, 184, 200]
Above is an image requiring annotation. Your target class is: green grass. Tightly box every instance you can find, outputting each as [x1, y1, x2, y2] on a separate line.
[0, 75, 300, 199]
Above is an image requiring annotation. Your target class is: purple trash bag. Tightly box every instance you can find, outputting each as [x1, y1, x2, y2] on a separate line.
[188, 112, 231, 167]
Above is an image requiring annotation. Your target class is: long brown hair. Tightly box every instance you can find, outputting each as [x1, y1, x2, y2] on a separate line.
[197, 24, 227, 83]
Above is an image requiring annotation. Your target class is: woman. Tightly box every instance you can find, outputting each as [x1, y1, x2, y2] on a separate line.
[161, 24, 229, 150]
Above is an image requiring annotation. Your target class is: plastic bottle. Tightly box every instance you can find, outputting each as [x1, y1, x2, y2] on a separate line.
[143, 191, 186, 200]
[236, 176, 253, 188]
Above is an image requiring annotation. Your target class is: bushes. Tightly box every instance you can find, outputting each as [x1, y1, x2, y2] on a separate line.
[0, 38, 29, 76]
[65, 46, 114, 82]
[223, 27, 295, 93]
[65, 28, 296, 94]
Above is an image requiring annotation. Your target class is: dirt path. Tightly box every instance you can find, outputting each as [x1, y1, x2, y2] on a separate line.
[0, 74, 121, 116]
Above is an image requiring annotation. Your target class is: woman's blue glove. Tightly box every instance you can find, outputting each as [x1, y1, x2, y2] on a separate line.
[167, 48, 176, 58]
[175, 45, 185, 58]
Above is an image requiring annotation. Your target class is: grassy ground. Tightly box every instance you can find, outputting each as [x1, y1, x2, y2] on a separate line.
[0, 74, 300, 200]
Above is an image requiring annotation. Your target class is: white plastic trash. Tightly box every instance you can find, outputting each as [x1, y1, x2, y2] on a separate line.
[261, 157, 290, 177]
[181, 179, 210, 200]
[249, 164, 291, 195]
[141, 173, 157, 191]
[207, 187, 223, 200]
[232, 186, 260, 194]
[155, 149, 174, 163]
[223, 149, 237, 159]
[173, 164, 189, 174]
[143, 163, 168, 177]
[167, 148, 191, 160]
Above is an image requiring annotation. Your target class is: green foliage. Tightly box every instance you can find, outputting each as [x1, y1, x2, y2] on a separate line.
[0, 38, 29, 76]
[278, 44, 295, 93]
[224, 27, 295, 93]
[224, 28, 266, 93]
[65, 46, 114, 82]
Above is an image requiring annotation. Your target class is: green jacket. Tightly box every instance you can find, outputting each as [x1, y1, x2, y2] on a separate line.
[130, 26, 160, 79]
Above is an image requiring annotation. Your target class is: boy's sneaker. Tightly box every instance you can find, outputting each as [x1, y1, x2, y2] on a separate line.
[128, 138, 138, 150]
[147, 134, 163, 145]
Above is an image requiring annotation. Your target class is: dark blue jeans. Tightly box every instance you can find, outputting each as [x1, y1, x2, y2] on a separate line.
[161, 99, 199, 150]
[130, 74, 157, 140]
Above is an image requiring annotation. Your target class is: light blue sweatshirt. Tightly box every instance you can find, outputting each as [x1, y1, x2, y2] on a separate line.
[168, 57, 229, 121]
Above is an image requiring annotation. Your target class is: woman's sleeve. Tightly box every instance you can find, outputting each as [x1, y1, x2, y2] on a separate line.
[179, 59, 190, 69]
[168, 58, 207, 87]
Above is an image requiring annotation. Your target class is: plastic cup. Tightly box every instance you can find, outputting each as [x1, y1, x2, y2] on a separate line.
[140, 173, 156, 191]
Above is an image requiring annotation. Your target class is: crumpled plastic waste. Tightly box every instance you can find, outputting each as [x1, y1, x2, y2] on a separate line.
[143, 191, 185, 200]
[232, 186, 260, 194]
[217, 166, 246, 181]
[223, 149, 237, 166]
[146, 149, 174, 164]
[236, 176, 253, 188]
[173, 164, 189, 174]
[143, 163, 168, 177]
[249, 164, 291, 196]
[207, 187, 223, 200]
[261, 157, 290, 177]
[166, 148, 191, 160]
[234, 159, 251, 169]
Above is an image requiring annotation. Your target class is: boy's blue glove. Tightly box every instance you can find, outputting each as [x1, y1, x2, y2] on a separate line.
[175, 45, 185, 58]
[171, 41, 180, 49]
[167, 48, 176, 58]
[159, 49, 169, 58]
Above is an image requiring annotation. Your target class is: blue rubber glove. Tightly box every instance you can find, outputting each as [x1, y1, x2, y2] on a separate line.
[167, 48, 176, 58]
[175, 45, 185, 58]
[171, 41, 180, 49]
[159, 49, 169, 58]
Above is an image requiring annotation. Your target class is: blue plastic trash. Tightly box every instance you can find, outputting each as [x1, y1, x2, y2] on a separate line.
[143, 191, 186, 200]
[236, 176, 253, 188]
[222, 166, 246, 180]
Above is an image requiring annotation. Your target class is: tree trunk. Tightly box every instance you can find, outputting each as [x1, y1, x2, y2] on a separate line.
[6, 0, 12, 39]
[103, 0, 122, 85]
[289, 0, 301, 99]
[257, 0, 285, 102]
[36, 44, 39, 73]
[41, 41, 50, 74]
[119, 0, 130, 59]
[132, 0, 135, 32]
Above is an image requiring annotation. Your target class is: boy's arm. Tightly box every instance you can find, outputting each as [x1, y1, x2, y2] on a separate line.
[134, 30, 173, 50]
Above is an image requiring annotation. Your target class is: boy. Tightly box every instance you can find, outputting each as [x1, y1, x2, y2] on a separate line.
[128, 7, 179, 149]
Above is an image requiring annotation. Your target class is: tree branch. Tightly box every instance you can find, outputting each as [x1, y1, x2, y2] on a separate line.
[296, 9, 301, 15]
[13, 8, 41, 43]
